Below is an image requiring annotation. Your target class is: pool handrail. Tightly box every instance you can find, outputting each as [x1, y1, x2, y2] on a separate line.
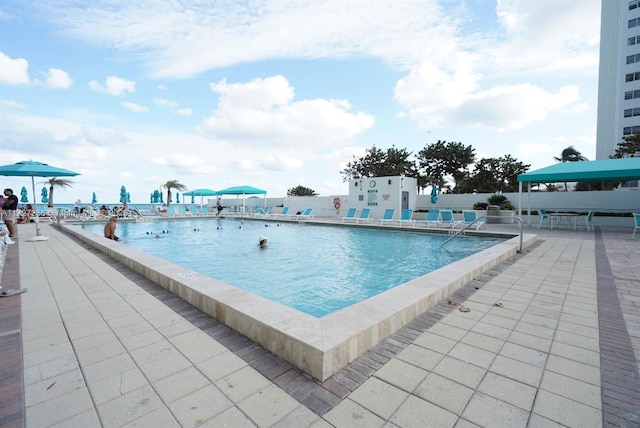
[440, 215, 523, 253]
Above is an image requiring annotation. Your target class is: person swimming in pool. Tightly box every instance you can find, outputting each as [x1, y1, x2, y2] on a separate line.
[259, 236, 268, 248]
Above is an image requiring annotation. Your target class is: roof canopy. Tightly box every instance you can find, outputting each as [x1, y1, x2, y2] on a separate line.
[216, 185, 266, 195]
[183, 188, 218, 196]
[518, 158, 640, 183]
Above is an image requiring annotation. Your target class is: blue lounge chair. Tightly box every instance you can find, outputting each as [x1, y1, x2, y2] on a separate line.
[355, 208, 372, 223]
[397, 209, 415, 226]
[341, 208, 357, 223]
[276, 207, 290, 219]
[421, 209, 440, 228]
[166, 206, 176, 216]
[379, 209, 395, 224]
[460, 210, 485, 230]
[633, 213, 640, 238]
[177, 205, 187, 216]
[439, 209, 461, 228]
[296, 208, 313, 220]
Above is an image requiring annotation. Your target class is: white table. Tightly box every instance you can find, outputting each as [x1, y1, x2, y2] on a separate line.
[550, 212, 580, 230]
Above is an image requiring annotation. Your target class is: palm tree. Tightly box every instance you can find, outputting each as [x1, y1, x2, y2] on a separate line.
[554, 146, 588, 163]
[44, 177, 74, 207]
[554, 146, 588, 191]
[161, 180, 188, 206]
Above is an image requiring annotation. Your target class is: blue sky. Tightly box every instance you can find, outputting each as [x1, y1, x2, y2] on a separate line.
[0, 0, 600, 204]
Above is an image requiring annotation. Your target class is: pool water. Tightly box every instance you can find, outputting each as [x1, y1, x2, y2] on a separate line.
[81, 218, 505, 317]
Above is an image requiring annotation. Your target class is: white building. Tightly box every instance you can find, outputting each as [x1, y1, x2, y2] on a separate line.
[596, 0, 640, 160]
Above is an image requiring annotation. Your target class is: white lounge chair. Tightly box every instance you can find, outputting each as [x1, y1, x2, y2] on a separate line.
[379, 209, 395, 225]
[439, 209, 461, 228]
[459, 210, 485, 230]
[421, 209, 440, 228]
[397, 209, 415, 226]
[355, 208, 372, 224]
[341, 208, 357, 223]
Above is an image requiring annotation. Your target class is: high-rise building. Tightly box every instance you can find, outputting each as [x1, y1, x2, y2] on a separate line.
[596, 0, 640, 159]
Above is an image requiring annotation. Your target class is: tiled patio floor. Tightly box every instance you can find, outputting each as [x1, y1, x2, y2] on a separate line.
[0, 221, 639, 427]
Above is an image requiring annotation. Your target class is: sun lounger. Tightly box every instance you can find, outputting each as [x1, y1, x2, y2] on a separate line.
[397, 209, 415, 226]
[379, 209, 395, 224]
[421, 209, 440, 228]
[296, 208, 313, 220]
[341, 208, 357, 222]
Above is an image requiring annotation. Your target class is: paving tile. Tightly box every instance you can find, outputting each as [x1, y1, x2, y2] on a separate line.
[448, 342, 496, 369]
[460, 331, 504, 353]
[461, 392, 529, 428]
[373, 357, 428, 393]
[412, 331, 458, 354]
[26, 387, 94, 428]
[23, 341, 75, 368]
[549, 341, 600, 368]
[75, 339, 127, 367]
[271, 405, 320, 428]
[199, 406, 258, 428]
[153, 366, 211, 404]
[539, 371, 601, 410]
[544, 354, 601, 386]
[476, 372, 536, 411]
[237, 384, 301, 427]
[489, 355, 543, 387]
[24, 369, 86, 407]
[480, 313, 518, 330]
[432, 356, 487, 389]
[470, 321, 512, 340]
[120, 329, 166, 351]
[97, 385, 164, 427]
[506, 330, 552, 353]
[389, 395, 458, 428]
[348, 377, 409, 420]
[168, 328, 228, 363]
[198, 351, 249, 382]
[138, 348, 193, 383]
[395, 344, 444, 371]
[87, 368, 148, 406]
[120, 407, 180, 427]
[498, 342, 548, 368]
[532, 390, 602, 428]
[427, 322, 468, 341]
[554, 329, 600, 352]
[215, 365, 272, 402]
[323, 398, 386, 428]
[413, 372, 474, 414]
[169, 384, 233, 427]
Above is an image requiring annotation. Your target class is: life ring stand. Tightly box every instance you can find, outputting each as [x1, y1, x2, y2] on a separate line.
[333, 197, 341, 210]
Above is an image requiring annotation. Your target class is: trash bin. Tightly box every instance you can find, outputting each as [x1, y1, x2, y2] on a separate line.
[487, 205, 500, 224]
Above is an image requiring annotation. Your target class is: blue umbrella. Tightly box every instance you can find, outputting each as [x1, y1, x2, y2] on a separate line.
[430, 184, 438, 204]
[120, 185, 128, 203]
[20, 186, 29, 203]
[41, 187, 49, 203]
[92, 192, 97, 205]
[176, 192, 180, 204]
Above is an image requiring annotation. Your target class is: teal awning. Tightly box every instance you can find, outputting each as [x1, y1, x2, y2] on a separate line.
[518, 158, 640, 183]
[183, 188, 218, 196]
[216, 185, 266, 195]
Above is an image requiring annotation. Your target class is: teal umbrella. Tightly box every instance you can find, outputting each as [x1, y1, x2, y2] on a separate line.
[0, 160, 79, 241]
[430, 184, 438, 204]
[92, 192, 97, 205]
[120, 185, 128, 203]
[41, 187, 49, 203]
[176, 193, 180, 204]
[20, 186, 29, 203]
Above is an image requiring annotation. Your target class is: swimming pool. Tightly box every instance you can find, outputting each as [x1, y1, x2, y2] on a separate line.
[80, 218, 505, 317]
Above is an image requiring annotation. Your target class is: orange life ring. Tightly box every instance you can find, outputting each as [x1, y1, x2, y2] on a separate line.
[333, 197, 341, 210]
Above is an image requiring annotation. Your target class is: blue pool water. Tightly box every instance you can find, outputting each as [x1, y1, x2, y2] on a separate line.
[80, 218, 505, 317]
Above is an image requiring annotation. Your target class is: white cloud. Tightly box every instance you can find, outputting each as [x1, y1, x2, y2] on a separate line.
[0, 52, 29, 85]
[89, 75, 135, 96]
[201, 75, 374, 147]
[38, 68, 73, 89]
[121, 101, 149, 113]
[153, 97, 192, 116]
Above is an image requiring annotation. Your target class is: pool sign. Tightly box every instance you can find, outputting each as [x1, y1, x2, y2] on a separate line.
[367, 189, 378, 206]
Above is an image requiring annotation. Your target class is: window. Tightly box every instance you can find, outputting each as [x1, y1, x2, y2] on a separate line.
[623, 125, 640, 134]
[627, 53, 640, 64]
[630, 18, 640, 28]
[624, 108, 640, 117]
[621, 180, 639, 188]
[629, 36, 640, 46]
[624, 90, 640, 100]
[626, 71, 640, 82]
[631, 1, 640, 10]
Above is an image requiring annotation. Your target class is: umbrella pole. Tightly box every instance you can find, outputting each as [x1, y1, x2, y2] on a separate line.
[27, 176, 49, 241]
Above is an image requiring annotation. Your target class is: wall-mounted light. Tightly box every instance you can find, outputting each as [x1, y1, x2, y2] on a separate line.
[388, 179, 392, 185]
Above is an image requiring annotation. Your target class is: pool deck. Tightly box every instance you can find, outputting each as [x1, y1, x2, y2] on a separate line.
[1, 221, 639, 427]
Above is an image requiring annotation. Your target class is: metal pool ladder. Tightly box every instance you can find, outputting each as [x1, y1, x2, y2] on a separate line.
[440, 215, 524, 253]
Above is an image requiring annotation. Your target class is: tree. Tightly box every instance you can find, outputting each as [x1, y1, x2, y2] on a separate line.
[161, 180, 188, 206]
[457, 155, 530, 194]
[416, 141, 476, 191]
[554, 146, 588, 163]
[611, 133, 640, 158]
[44, 177, 74, 207]
[287, 185, 318, 197]
[554, 146, 587, 191]
[341, 145, 418, 181]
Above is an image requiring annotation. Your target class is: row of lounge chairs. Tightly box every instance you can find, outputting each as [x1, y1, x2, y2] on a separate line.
[340, 208, 485, 229]
[164, 205, 210, 216]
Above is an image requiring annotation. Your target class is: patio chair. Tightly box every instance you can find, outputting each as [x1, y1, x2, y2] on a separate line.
[420, 209, 440, 228]
[538, 209, 552, 229]
[379, 209, 395, 225]
[275, 207, 290, 219]
[633, 213, 640, 238]
[575, 210, 594, 231]
[439, 209, 462, 228]
[460, 210, 485, 230]
[341, 208, 357, 223]
[397, 209, 415, 226]
[296, 208, 313, 220]
[355, 208, 372, 223]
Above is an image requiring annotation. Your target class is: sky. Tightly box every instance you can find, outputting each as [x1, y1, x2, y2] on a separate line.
[0, 0, 601, 205]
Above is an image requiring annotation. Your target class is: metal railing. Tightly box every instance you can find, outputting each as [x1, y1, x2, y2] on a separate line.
[440, 215, 524, 253]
